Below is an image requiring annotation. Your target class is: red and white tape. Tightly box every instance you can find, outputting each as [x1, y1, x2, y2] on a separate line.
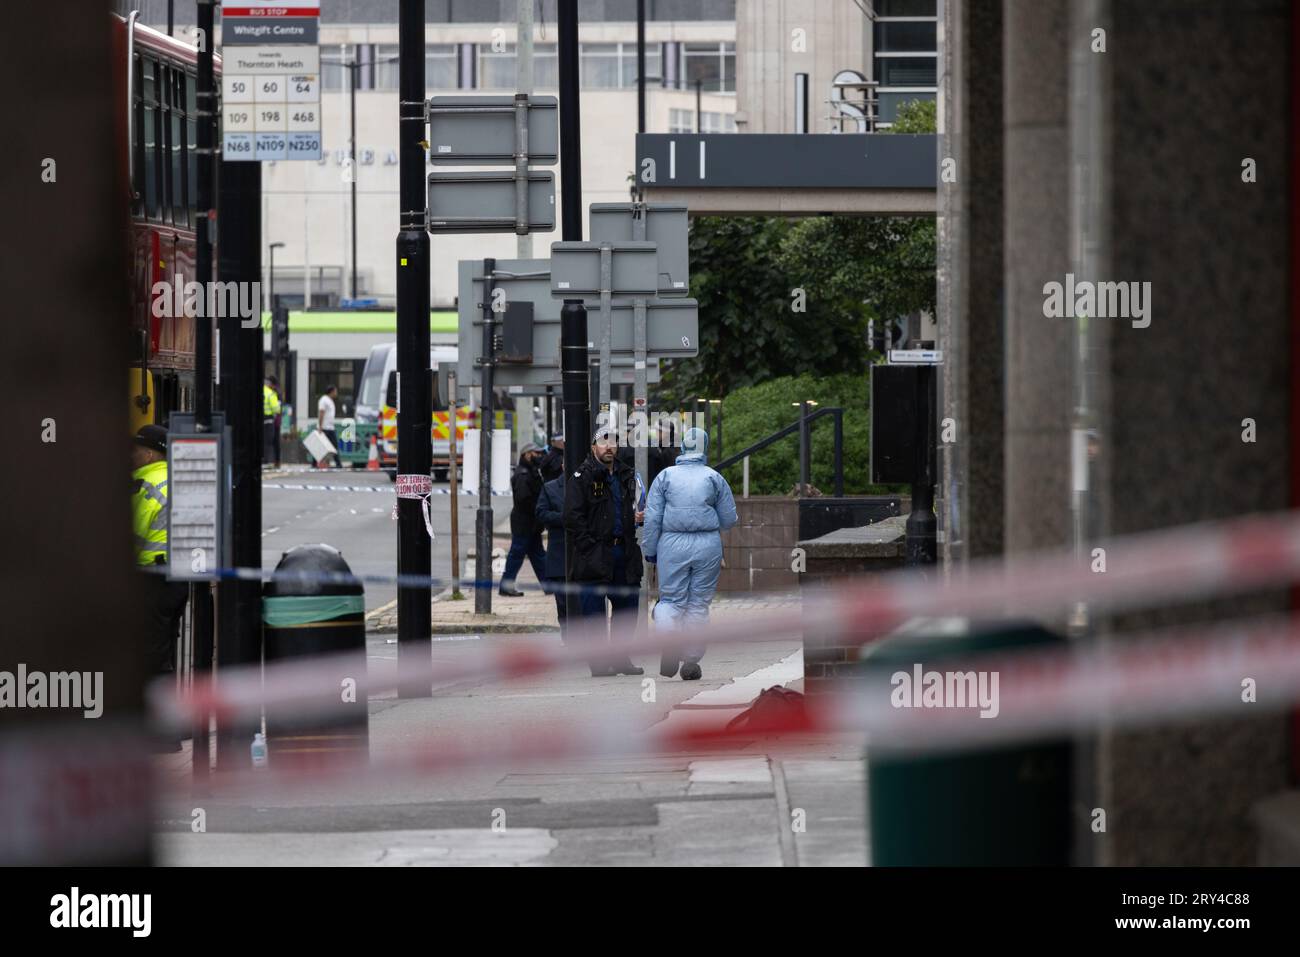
[155, 510, 1300, 732]
[158, 614, 1300, 795]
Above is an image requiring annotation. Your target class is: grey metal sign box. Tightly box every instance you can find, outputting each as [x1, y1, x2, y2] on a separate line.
[427, 95, 559, 166]
[549, 241, 660, 298]
[455, 258, 696, 396]
[589, 203, 690, 297]
[504, 362, 662, 396]
[427, 170, 555, 233]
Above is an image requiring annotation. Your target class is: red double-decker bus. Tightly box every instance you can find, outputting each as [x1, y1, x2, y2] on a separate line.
[112, 12, 220, 433]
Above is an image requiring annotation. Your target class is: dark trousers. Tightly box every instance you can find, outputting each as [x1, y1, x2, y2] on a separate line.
[544, 576, 567, 625]
[263, 419, 277, 465]
[578, 547, 640, 656]
[501, 530, 545, 589]
[141, 571, 190, 676]
[322, 428, 341, 467]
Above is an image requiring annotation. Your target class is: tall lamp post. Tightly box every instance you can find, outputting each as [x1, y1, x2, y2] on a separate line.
[323, 50, 400, 303]
[268, 241, 284, 310]
[268, 241, 286, 463]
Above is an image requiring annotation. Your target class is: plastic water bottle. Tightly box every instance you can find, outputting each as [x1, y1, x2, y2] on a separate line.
[251, 732, 268, 768]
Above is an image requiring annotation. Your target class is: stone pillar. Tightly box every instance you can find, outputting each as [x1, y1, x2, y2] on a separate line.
[1097, 0, 1292, 866]
[997, 0, 1293, 865]
[938, 0, 1005, 564]
[1003, 0, 1074, 557]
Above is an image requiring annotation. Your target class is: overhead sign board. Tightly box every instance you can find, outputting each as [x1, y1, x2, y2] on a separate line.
[427, 171, 555, 233]
[589, 203, 690, 297]
[427, 96, 559, 166]
[549, 241, 660, 298]
[221, 4, 321, 162]
[634, 132, 937, 189]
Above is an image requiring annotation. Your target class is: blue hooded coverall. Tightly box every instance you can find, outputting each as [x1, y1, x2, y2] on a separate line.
[641, 428, 738, 662]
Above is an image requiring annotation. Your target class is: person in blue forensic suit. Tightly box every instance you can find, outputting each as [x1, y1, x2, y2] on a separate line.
[640, 426, 738, 680]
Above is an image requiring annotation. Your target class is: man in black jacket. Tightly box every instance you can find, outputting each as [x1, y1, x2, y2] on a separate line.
[535, 474, 566, 633]
[563, 428, 645, 676]
[499, 443, 546, 597]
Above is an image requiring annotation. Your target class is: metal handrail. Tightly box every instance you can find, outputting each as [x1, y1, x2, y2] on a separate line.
[714, 406, 844, 497]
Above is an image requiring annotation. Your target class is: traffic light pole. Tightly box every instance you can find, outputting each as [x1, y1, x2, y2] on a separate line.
[396, 0, 432, 694]
[475, 258, 496, 614]
[559, 0, 589, 626]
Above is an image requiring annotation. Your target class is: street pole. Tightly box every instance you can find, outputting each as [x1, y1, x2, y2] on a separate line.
[798, 400, 810, 495]
[637, 0, 646, 136]
[476, 259, 496, 614]
[216, 157, 263, 770]
[905, 364, 938, 568]
[695, 78, 702, 132]
[558, 0, 589, 626]
[514, 0, 535, 452]
[191, 0, 217, 782]
[350, 59, 358, 301]
[516, 0, 534, 260]
[448, 371, 462, 599]
[396, 0, 432, 694]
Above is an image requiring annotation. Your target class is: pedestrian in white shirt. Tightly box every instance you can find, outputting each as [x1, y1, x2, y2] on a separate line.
[317, 385, 340, 468]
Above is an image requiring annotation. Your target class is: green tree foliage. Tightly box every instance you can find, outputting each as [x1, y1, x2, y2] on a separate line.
[776, 99, 937, 328]
[716, 373, 898, 497]
[887, 97, 937, 134]
[653, 217, 871, 407]
[654, 97, 937, 408]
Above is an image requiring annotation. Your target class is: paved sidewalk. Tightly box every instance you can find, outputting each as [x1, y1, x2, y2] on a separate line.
[367, 532, 558, 634]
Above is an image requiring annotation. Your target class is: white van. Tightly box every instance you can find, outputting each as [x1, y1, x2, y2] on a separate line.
[356, 343, 474, 481]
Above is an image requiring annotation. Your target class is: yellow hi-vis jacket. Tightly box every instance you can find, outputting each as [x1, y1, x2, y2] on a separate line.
[263, 384, 281, 418]
[132, 459, 170, 566]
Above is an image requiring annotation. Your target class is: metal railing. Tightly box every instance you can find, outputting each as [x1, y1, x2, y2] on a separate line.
[714, 406, 844, 498]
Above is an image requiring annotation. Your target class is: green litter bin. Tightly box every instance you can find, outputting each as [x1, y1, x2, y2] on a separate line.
[862, 619, 1071, 865]
[263, 544, 369, 768]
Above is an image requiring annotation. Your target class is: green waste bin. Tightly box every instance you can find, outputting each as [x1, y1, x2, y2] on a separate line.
[863, 619, 1071, 865]
[262, 544, 369, 768]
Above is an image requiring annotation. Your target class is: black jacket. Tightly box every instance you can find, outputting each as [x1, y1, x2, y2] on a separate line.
[509, 454, 544, 537]
[535, 476, 566, 580]
[616, 444, 679, 495]
[563, 453, 644, 584]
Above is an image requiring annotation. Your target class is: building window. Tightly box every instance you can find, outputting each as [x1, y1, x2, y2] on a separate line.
[477, 43, 516, 89]
[581, 42, 620, 88]
[621, 43, 662, 88]
[875, 55, 937, 87]
[874, 0, 938, 98]
[308, 359, 364, 419]
[533, 43, 558, 88]
[700, 110, 736, 134]
[681, 41, 734, 93]
[426, 42, 457, 89]
[375, 44, 401, 90]
[875, 0, 937, 15]
[322, 45, 350, 92]
[668, 108, 693, 133]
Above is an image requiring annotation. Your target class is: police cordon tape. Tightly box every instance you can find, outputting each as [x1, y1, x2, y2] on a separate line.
[262, 482, 511, 495]
[154, 510, 1300, 737]
[143, 560, 655, 598]
[155, 614, 1300, 794]
[146, 505, 1300, 606]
